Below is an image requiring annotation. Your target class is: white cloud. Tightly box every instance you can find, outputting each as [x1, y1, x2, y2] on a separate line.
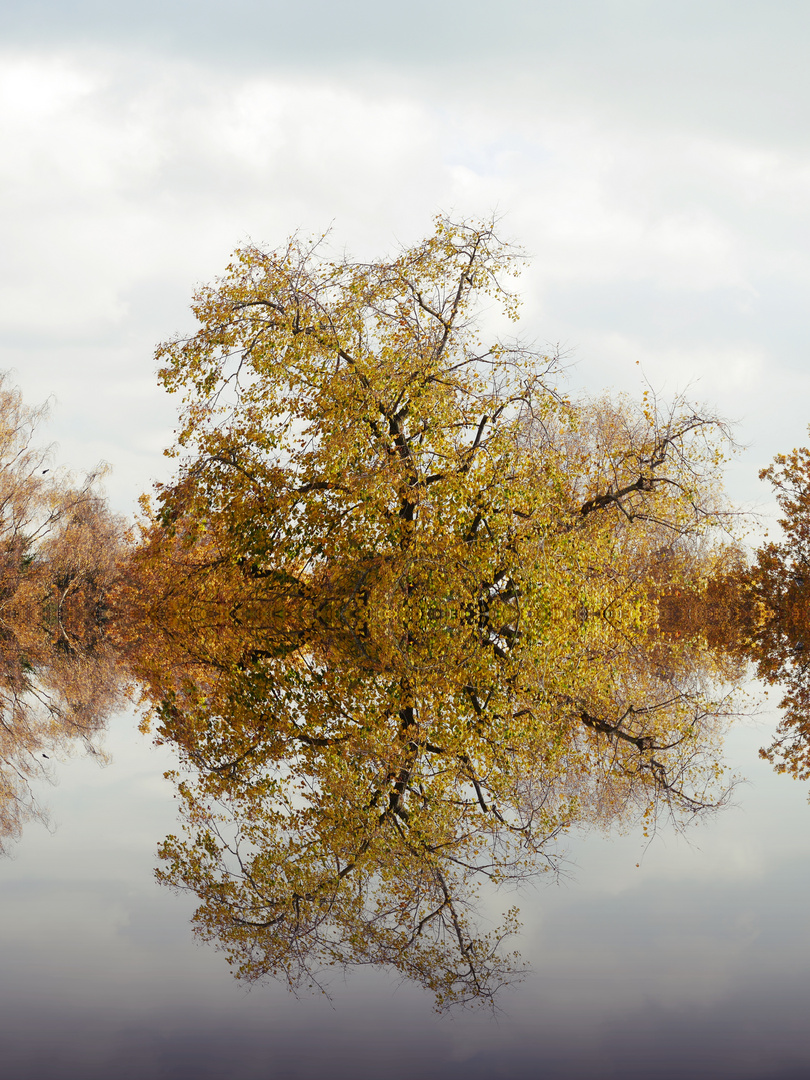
[1, 47, 808, 521]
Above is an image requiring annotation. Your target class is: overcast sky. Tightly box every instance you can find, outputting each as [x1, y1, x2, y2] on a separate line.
[3, 4, 810, 1078]
[3, 1, 810, 517]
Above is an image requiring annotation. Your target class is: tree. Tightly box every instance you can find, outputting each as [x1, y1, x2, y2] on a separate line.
[740, 441, 810, 780]
[0, 376, 128, 851]
[133, 217, 744, 1006]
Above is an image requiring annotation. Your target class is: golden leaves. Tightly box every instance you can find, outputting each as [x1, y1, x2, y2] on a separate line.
[129, 217, 745, 1008]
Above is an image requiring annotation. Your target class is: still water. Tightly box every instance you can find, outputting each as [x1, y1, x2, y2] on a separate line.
[3, 690, 808, 1080]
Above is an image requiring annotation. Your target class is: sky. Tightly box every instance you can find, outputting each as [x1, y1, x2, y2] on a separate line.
[3, 3, 810, 1078]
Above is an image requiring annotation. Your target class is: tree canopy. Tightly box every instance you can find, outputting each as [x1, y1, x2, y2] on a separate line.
[734, 442, 810, 781]
[124, 217, 745, 1007]
[0, 377, 127, 850]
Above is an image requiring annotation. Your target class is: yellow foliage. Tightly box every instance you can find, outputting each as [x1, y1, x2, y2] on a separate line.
[127, 217, 745, 1007]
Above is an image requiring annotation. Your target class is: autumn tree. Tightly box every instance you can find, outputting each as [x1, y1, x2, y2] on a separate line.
[0, 376, 128, 850]
[736, 440, 810, 780]
[132, 217, 745, 1006]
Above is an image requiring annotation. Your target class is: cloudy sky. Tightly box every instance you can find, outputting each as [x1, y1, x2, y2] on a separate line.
[3, 3, 810, 1078]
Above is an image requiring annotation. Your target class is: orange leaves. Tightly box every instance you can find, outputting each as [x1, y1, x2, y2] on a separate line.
[744, 435, 810, 782]
[0, 378, 129, 850]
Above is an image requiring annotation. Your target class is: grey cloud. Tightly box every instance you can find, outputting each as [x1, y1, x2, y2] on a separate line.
[3, 1, 810, 147]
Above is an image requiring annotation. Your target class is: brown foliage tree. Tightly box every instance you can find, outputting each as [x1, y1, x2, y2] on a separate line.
[743, 443, 810, 780]
[0, 377, 128, 850]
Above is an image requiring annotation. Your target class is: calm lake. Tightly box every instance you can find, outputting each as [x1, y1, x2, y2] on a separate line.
[3, 682, 808, 1080]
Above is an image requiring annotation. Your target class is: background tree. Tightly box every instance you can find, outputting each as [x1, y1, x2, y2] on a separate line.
[0, 376, 128, 850]
[741, 441, 810, 780]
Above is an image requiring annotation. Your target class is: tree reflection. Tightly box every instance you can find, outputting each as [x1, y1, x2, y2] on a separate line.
[118, 523, 744, 1008]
